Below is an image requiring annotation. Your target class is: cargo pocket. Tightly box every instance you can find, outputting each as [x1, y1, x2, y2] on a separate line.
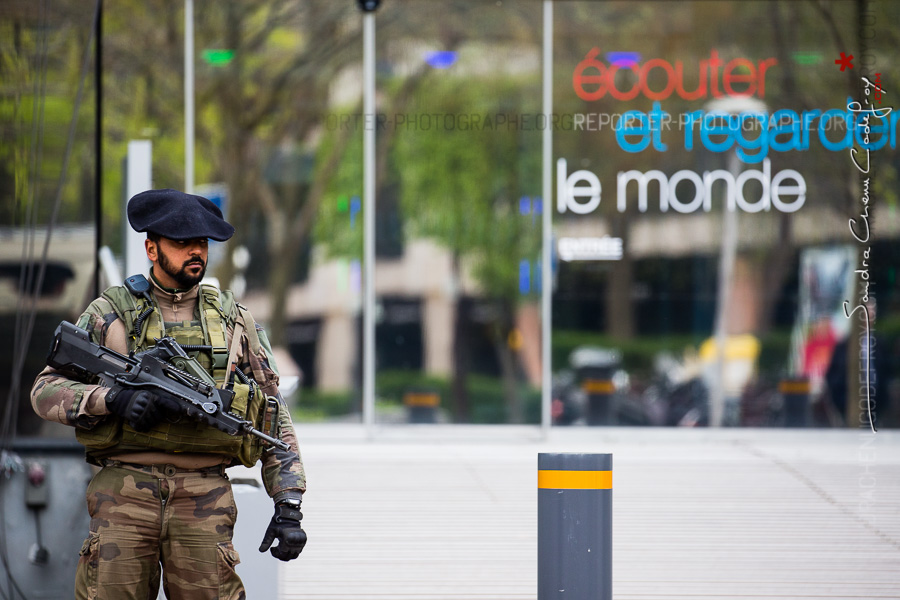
[216, 541, 244, 599]
[75, 533, 100, 600]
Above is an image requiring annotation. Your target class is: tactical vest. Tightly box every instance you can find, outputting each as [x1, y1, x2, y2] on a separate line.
[76, 282, 270, 467]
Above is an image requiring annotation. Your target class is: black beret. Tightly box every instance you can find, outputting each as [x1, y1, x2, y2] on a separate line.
[127, 188, 234, 241]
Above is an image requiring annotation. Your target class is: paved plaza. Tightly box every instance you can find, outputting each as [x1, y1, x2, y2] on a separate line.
[276, 425, 900, 600]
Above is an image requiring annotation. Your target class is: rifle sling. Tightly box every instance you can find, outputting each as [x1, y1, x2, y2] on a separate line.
[226, 320, 244, 386]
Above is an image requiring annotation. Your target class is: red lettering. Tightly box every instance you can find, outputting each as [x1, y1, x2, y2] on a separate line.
[708, 50, 723, 98]
[756, 57, 777, 98]
[723, 58, 757, 96]
[675, 60, 707, 100]
[573, 49, 778, 101]
[573, 48, 607, 101]
[642, 58, 676, 101]
[608, 62, 641, 101]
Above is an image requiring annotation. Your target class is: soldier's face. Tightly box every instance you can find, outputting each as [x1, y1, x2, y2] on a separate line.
[148, 237, 208, 289]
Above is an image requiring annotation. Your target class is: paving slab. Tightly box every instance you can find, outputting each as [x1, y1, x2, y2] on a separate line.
[278, 426, 900, 600]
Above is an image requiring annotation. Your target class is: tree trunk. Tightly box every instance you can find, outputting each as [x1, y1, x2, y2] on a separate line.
[758, 214, 795, 333]
[606, 214, 634, 339]
[215, 134, 252, 293]
[265, 229, 302, 346]
[450, 253, 469, 422]
[488, 299, 522, 424]
[261, 117, 357, 347]
[494, 325, 522, 424]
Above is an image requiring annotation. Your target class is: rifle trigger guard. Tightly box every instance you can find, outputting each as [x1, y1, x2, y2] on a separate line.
[114, 373, 136, 386]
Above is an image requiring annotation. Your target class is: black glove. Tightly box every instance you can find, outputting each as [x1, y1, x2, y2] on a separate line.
[105, 387, 176, 432]
[259, 500, 307, 561]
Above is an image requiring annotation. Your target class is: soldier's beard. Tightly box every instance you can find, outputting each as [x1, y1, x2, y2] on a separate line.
[157, 248, 206, 289]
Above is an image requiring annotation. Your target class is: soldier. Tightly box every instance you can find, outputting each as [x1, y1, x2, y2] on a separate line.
[30, 189, 307, 600]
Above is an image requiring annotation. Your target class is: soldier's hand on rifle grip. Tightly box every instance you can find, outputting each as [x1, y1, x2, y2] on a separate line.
[259, 500, 307, 561]
[105, 387, 176, 432]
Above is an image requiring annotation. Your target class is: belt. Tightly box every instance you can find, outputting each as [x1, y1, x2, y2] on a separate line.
[100, 459, 227, 478]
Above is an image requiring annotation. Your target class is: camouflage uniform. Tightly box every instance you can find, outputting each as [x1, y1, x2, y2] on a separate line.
[76, 464, 242, 600]
[32, 275, 306, 600]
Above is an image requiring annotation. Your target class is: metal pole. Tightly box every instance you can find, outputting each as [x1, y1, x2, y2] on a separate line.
[540, 0, 553, 437]
[362, 11, 376, 436]
[711, 150, 740, 427]
[184, 0, 194, 193]
[538, 453, 612, 599]
[125, 140, 152, 277]
[704, 97, 765, 427]
[94, 0, 103, 298]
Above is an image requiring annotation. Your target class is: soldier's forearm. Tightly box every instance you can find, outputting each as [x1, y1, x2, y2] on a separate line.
[31, 368, 111, 427]
[261, 445, 307, 498]
[262, 392, 307, 495]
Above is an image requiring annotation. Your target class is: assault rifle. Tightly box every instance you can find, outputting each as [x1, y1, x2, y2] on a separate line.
[47, 320, 289, 451]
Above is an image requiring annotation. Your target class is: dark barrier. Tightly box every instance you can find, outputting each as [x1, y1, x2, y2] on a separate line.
[538, 452, 612, 600]
[0, 438, 92, 598]
[403, 389, 440, 423]
[778, 377, 810, 427]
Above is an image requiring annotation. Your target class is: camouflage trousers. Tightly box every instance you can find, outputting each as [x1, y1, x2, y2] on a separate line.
[75, 463, 245, 600]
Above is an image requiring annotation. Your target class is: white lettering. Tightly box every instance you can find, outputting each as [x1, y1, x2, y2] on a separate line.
[617, 170, 668, 212]
[668, 170, 705, 213]
[560, 157, 807, 215]
[558, 236, 624, 261]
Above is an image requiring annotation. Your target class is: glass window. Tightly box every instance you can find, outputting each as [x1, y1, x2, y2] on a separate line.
[552, 0, 899, 429]
[7, 0, 898, 432]
[1, 4, 98, 437]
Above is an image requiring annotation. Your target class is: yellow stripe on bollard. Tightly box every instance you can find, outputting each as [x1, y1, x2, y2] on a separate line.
[538, 470, 612, 490]
[778, 380, 811, 394]
[403, 392, 440, 407]
[581, 379, 615, 394]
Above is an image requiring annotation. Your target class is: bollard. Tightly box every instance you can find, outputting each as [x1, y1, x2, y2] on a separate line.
[571, 347, 620, 425]
[403, 389, 440, 423]
[778, 377, 810, 427]
[538, 453, 612, 600]
[582, 378, 616, 425]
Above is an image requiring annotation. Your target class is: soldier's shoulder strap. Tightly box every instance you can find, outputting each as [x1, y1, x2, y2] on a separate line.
[235, 301, 261, 355]
[101, 283, 162, 349]
[199, 284, 261, 355]
[100, 284, 139, 332]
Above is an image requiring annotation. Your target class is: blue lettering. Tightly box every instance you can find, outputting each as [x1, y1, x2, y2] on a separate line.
[616, 110, 651, 152]
[683, 110, 703, 150]
[735, 113, 768, 163]
[700, 113, 734, 153]
[649, 102, 669, 151]
[818, 106, 853, 151]
[769, 110, 801, 152]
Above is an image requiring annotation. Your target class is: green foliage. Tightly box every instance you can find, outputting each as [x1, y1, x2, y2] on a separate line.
[315, 71, 544, 301]
[294, 369, 541, 424]
[465, 374, 541, 424]
[552, 328, 796, 383]
[757, 329, 793, 376]
[375, 369, 449, 403]
[392, 73, 543, 301]
[553, 329, 702, 375]
[312, 117, 364, 260]
[293, 388, 356, 422]
[376, 369, 541, 424]
[1, 16, 99, 227]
